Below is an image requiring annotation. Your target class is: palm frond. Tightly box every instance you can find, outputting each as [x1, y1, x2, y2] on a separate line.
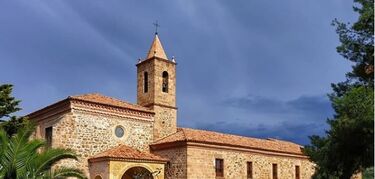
[32, 148, 78, 175]
[51, 167, 87, 179]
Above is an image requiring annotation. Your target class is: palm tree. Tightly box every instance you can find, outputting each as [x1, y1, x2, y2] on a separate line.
[0, 124, 86, 179]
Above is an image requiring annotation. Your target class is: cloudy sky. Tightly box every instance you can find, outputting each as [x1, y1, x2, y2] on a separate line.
[0, 0, 357, 145]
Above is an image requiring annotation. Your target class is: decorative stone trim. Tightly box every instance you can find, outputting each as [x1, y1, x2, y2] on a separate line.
[27, 99, 71, 122]
[72, 106, 153, 123]
[89, 157, 168, 164]
[27, 97, 155, 123]
[71, 99, 154, 122]
[71, 99, 153, 115]
[143, 103, 178, 110]
[136, 56, 177, 67]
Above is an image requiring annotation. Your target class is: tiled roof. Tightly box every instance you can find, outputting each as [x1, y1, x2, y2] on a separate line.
[89, 145, 168, 162]
[151, 128, 304, 155]
[69, 93, 153, 113]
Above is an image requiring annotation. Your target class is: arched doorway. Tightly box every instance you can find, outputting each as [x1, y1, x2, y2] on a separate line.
[121, 167, 154, 179]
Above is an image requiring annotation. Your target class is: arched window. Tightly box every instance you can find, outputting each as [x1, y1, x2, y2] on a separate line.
[162, 71, 168, 93]
[144, 72, 148, 93]
[94, 175, 102, 179]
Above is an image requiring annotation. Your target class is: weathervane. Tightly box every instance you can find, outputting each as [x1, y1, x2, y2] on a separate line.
[153, 20, 160, 35]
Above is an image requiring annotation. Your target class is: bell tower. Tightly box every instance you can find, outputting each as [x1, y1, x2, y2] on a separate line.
[136, 33, 177, 140]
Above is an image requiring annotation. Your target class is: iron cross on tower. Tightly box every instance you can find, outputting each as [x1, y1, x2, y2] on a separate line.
[153, 20, 160, 35]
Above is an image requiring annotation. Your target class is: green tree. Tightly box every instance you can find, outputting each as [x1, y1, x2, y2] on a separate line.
[0, 84, 29, 136]
[333, 0, 374, 88]
[304, 0, 374, 178]
[0, 124, 86, 179]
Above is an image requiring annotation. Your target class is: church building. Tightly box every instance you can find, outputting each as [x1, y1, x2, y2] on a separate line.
[28, 33, 316, 179]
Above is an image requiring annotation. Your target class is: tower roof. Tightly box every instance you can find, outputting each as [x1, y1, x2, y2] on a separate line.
[146, 34, 168, 60]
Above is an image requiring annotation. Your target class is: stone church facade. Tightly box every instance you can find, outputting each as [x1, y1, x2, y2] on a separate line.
[28, 34, 317, 179]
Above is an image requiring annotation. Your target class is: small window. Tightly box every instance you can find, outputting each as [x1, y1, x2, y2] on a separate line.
[115, 126, 124, 138]
[162, 71, 168, 93]
[215, 158, 224, 177]
[295, 165, 300, 179]
[247, 161, 253, 179]
[45, 127, 52, 148]
[94, 176, 102, 179]
[272, 163, 278, 179]
[143, 72, 148, 93]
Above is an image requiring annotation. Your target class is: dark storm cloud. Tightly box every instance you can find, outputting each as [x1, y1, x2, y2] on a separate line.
[223, 94, 332, 117]
[192, 95, 333, 145]
[0, 0, 356, 144]
[196, 120, 327, 145]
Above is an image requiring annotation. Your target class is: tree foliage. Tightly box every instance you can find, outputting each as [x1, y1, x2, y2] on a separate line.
[304, 0, 374, 178]
[0, 84, 29, 136]
[0, 84, 20, 119]
[0, 124, 86, 179]
[333, 0, 374, 87]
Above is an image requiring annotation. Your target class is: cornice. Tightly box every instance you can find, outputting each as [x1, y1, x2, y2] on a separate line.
[88, 157, 168, 164]
[136, 56, 177, 67]
[143, 103, 178, 110]
[71, 99, 154, 121]
[27, 99, 71, 122]
[27, 97, 155, 123]
[72, 107, 154, 123]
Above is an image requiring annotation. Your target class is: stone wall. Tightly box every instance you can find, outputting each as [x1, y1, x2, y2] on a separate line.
[185, 145, 315, 179]
[136, 57, 177, 140]
[152, 146, 187, 179]
[151, 105, 177, 141]
[137, 59, 155, 106]
[35, 108, 154, 177]
[152, 58, 176, 107]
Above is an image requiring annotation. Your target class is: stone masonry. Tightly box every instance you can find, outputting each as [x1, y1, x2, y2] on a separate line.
[31, 98, 154, 176]
[136, 34, 177, 140]
[186, 146, 314, 179]
[152, 144, 315, 179]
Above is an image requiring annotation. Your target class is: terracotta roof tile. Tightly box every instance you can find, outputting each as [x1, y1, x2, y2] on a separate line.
[69, 93, 153, 113]
[152, 128, 304, 155]
[89, 145, 168, 162]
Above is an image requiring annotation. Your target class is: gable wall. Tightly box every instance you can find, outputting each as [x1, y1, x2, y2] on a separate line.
[33, 107, 154, 177]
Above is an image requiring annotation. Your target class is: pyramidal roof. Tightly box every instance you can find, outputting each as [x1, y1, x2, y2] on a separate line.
[146, 34, 168, 59]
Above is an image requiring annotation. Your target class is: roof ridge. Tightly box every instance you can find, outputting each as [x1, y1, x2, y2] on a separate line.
[153, 129, 184, 143]
[69, 92, 101, 98]
[83, 93, 148, 109]
[67, 93, 154, 113]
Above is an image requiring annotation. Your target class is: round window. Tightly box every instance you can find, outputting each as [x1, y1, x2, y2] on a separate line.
[115, 126, 124, 138]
